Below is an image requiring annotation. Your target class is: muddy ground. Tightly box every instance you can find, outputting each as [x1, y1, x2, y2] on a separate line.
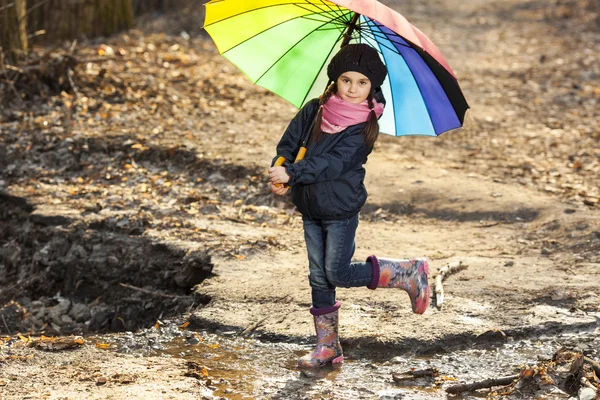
[1, 0, 600, 399]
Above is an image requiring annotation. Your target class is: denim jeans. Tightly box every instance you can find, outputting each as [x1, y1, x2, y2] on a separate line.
[302, 213, 374, 309]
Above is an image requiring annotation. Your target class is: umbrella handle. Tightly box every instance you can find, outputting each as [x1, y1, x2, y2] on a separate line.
[273, 156, 286, 188]
[272, 147, 307, 188]
[294, 147, 307, 162]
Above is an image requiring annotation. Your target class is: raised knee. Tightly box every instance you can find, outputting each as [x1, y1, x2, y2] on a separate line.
[326, 271, 350, 288]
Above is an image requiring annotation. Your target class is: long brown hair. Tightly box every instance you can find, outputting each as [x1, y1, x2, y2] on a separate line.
[311, 83, 380, 148]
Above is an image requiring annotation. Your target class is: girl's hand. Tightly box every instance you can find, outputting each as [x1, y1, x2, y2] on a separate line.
[270, 183, 289, 196]
[268, 166, 290, 184]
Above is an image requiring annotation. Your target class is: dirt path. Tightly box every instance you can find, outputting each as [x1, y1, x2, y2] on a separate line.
[192, 0, 600, 349]
[1, 0, 599, 399]
[192, 141, 599, 351]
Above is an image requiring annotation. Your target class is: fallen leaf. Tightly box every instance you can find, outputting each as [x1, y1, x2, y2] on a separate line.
[179, 321, 190, 330]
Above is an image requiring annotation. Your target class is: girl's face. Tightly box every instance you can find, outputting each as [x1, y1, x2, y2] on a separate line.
[336, 71, 372, 104]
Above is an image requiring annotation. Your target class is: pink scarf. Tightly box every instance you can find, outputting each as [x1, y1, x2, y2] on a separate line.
[320, 93, 384, 134]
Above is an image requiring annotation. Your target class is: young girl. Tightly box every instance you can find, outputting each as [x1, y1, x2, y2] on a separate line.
[268, 44, 430, 369]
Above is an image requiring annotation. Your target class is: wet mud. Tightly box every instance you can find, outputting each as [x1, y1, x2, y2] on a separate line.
[39, 319, 597, 399]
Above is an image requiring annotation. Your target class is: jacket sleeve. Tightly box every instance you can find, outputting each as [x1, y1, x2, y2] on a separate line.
[286, 128, 370, 185]
[271, 100, 318, 168]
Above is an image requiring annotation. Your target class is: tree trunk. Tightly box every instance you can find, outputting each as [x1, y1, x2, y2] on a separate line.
[16, 0, 27, 51]
[2, 0, 192, 58]
[27, 0, 134, 43]
[0, 0, 28, 62]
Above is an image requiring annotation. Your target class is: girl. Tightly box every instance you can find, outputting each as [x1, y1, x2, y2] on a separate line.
[268, 44, 430, 369]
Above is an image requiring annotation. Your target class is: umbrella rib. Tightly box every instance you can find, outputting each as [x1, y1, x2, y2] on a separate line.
[360, 28, 403, 56]
[312, 12, 353, 32]
[253, 11, 352, 85]
[311, 25, 352, 31]
[299, 14, 346, 25]
[203, 2, 333, 28]
[362, 20, 412, 52]
[295, 0, 346, 23]
[311, 0, 347, 22]
[368, 23, 413, 48]
[298, 24, 348, 106]
[300, 3, 352, 30]
[294, 1, 339, 22]
[295, 1, 344, 20]
[220, 10, 348, 56]
[362, 18, 404, 136]
[371, 21, 438, 136]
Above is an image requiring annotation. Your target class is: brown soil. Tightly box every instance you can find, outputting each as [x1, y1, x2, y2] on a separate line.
[1, 0, 599, 399]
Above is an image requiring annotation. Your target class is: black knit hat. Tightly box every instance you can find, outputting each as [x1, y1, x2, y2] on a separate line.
[327, 43, 387, 89]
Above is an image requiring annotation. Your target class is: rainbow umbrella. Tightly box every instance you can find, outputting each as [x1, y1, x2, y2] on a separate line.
[203, 0, 469, 137]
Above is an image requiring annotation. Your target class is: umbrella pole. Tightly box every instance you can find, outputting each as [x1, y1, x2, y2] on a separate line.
[296, 13, 362, 166]
[324, 12, 361, 92]
[341, 13, 360, 48]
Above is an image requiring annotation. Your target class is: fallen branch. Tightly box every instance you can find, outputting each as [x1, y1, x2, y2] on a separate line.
[0, 2, 15, 12]
[434, 261, 468, 309]
[478, 221, 500, 228]
[31, 335, 84, 351]
[118, 283, 183, 299]
[585, 356, 600, 378]
[240, 317, 268, 337]
[446, 375, 518, 394]
[581, 377, 598, 390]
[392, 368, 438, 382]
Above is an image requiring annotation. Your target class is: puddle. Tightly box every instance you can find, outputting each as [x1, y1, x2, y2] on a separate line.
[128, 324, 598, 400]
[85, 319, 600, 399]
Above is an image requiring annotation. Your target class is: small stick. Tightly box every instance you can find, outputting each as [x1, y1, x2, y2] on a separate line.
[584, 356, 600, 378]
[1, 313, 10, 333]
[118, 283, 183, 299]
[581, 377, 598, 390]
[67, 68, 81, 100]
[478, 222, 500, 228]
[240, 317, 268, 337]
[0, 3, 15, 13]
[446, 375, 518, 394]
[434, 261, 468, 309]
[392, 368, 438, 382]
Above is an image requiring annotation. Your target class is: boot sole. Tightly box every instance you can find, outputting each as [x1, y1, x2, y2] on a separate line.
[298, 355, 344, 369]
[413, 258, 430, 314]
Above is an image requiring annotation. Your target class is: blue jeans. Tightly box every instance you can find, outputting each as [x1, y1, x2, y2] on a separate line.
[302, 214, 374, 309]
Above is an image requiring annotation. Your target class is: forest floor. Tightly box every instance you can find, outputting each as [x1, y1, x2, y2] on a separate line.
[1, 0, 600, 399]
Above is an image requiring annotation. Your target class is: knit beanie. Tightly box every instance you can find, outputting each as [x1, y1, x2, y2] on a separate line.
[327, 43, 388, 89]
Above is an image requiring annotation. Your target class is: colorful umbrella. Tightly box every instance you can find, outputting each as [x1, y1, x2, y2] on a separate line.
[203, 0, 469, 138]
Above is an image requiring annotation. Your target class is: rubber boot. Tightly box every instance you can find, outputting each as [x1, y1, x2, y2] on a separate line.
[297, 301, 343, 368]
[367, 255, 430, 314]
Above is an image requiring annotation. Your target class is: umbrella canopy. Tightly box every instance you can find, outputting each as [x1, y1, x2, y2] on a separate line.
[203, 0, 469, 137]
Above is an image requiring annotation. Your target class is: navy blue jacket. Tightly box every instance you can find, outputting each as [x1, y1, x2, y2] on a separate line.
[273, 99, 372, 220]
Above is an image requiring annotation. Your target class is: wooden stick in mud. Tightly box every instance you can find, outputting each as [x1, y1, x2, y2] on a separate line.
[445, 374, 518, 394]
[392, 368, 438, 382]
[580, 377, 598, 390]
[434, 261, 468, 309]
[584, 356, 600, 378]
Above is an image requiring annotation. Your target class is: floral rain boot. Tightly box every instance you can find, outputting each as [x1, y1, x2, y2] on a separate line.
[297, 301, 343, 368]
[367, 255, 430, 314]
